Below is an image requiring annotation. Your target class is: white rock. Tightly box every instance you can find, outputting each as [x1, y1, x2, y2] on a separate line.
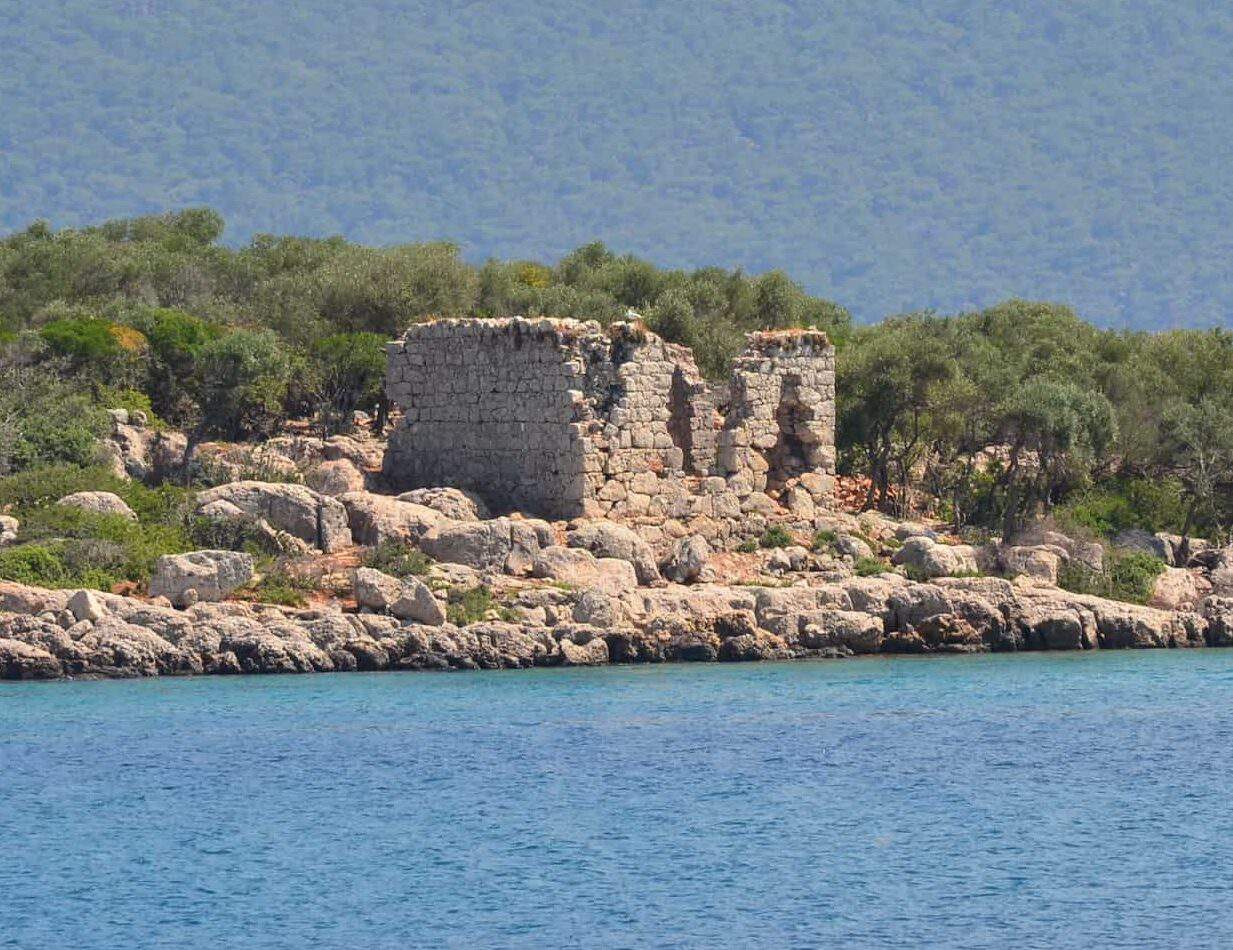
[57, 491, 138, 521]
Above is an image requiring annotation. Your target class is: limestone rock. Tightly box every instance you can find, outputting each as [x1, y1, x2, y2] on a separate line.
[558, 634, 610, 666]
[305, 459, 366, 496]
[532, 546, 638, 595]
[566, 520, 661, 584]
[1149, 567, 1207, 611]
[339, 491, 444, 547]
[396, 487, 490, 522]
[150, 551, 255, 608]
[352, 567, 403, 611]
[0, 515, 18, 546]
[660, 535, 711, 584]
[67, 589, 107, 623]
[422, 519, 515, 570]
[800, 609, 885, 653]
[389, 576, 446, 625]
[834, 533, 873, 560]
[892, 536, 979, 579]
[0, 638, 63, 679]
[571, 588, 624, 628]
[57, 491, 137, 521]
[196, 481, 352, 552]
[999, 545, 1062, 585]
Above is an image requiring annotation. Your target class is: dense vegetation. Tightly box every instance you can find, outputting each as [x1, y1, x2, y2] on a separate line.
[1, 210, 1231, 599]
[4, 2, 1231, 328]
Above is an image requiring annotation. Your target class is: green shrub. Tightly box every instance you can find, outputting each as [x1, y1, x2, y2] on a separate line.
[0, 464, 124, 510]
[1057, 549, 1166, 604]
[759, 525, 794, 549]
[16, 506, 190, 585]
[854, 556, 886, 577]
[362, 540, 432, 577]
[446, 585, 494, 625]
[1059, 477, 1190, 538]
[735, 538, 759, 553]
[242, 567, 312, 607]
[811, 529, 838, 552]
[185, 515, 284, 555]
[0, 543, 71, 586]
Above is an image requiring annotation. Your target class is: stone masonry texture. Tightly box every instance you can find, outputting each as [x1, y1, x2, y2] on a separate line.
[383, 318, 835, 524]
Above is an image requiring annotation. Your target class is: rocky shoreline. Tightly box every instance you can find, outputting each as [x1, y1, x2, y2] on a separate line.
[4, 570, 1231, 681]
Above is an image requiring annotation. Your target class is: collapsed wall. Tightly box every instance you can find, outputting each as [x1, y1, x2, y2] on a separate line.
[383, 317, 835, 532]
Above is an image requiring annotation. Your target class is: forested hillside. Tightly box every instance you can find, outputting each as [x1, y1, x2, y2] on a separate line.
[3, 1, 1231, 328]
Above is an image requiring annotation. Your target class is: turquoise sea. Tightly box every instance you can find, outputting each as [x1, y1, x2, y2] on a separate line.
[4, 652, 1233, 948]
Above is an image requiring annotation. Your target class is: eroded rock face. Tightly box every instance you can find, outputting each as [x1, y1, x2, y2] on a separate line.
[150, 551, 256, 608]
[197, 482, 352, 552]
[57, 491, 138, 521]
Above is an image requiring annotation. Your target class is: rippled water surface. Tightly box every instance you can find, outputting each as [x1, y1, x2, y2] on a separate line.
[4, 652, 1233, 948]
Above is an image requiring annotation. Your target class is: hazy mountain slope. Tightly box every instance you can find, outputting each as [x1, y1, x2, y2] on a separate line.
[2, 0, 1231, 327]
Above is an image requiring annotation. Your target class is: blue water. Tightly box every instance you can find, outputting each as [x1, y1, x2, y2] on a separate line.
[4, 653, 1233, 949]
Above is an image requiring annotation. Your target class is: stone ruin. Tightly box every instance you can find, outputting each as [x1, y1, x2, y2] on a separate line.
[383, 317, 835, 541]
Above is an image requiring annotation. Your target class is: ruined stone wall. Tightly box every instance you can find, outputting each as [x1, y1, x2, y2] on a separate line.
[716, 330, 836, 494]
[383, 320, 589, 517]
[383, 317, 836, 534]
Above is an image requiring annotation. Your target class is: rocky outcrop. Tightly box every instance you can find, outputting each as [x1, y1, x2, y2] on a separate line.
[197, 481, 352, 552]
[0, 515, 18, 546]
[891, 536, 981, 579]
[2, 557, 1231, 680]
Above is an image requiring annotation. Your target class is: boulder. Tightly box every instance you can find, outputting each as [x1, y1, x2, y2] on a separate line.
[339, 491, 444, 547]
[892, 536, 979, 579]
[396, 487, 489, 522]
[0, 515, 18, 546]
[660, 535, 711, 584]
[305, 459, 367, 496]
[352, 567, 445, 625]
[352, 567, 403, 611]
[532, 546, 638, 595]
[1113, 528, 1171, 563]
[149, 551, 255, 608]
[389, 576, 446, 625]
[999, 545, 1062, 585]
[67, 589, 107, 623]
[571, 589, 624, 628]
[57, 491, 137, 521]
[800, 609, 885, 653]
[558, 635, 610, 666]
[566, 520, 661, 584]
[834, 533, 873, 560]
[196, 482, 352, 552]
[422, 520, 514, 570]
[1149, 567, 1207, 611]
